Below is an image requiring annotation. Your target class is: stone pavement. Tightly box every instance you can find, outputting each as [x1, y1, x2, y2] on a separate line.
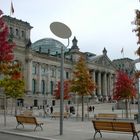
[0, 103, 140, 140]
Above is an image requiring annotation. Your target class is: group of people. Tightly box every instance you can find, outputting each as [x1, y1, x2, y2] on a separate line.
[88, 105, 95, 112]
[44, 105, 54, 114]
[65, 104, 75, 114]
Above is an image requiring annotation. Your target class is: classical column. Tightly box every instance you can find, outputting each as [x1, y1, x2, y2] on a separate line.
[111, 74, 116, 97]
[37, 63, 41, 94]
[46, 65, 51, 95]
[108, 73, 112, 97]
[26, 59, 32, 94]
[97, 72, 101, 98]
[92, 70, 96, 96]
[103, 72, 107, 98]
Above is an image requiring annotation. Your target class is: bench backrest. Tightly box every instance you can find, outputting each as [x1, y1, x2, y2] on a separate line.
[64, 112, 69, 116]
[92, 120, 136, 133]
[53, 112, 60, 115]
[16, 115, 37, 124]
[113, 121, 135, 132]
[22, 110, 33, 116]
[52, 112, 69, 116]
[96, 113, 117, 119]
[93, 120, 113, 131]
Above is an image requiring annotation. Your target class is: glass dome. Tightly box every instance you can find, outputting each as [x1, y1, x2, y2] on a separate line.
[31, 38, 66, 55]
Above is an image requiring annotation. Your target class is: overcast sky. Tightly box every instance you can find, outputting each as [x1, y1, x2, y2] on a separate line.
[1, 0, 140, 61]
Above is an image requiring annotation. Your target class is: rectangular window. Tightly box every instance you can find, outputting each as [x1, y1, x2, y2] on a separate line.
[66, 72, 69, 79]
[32, 65, 36, 74]
[16, 29, 19, 36]
[41, 67, 45, 75]
[51, 69, 56, 77]
[21, 30, 25, 38]
[32, 79, 36, 94]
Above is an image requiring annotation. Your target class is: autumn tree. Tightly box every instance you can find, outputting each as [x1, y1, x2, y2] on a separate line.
[1, 61, 25, 115]
[0, 10, 15, 73]
[70, 56, 96, 121]
[0, 10, 25, 115]
[130, 8, 140, 122]
[54, 80, 71, 100]
[133, 9, 140, 78]
[133, 10, 140, 46]
[113, 70, 136, 118]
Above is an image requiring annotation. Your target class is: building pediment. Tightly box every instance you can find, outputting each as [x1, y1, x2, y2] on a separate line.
[88, 55, 116, 69]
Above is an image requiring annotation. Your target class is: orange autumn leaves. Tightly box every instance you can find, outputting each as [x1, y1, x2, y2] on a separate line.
[70, 57, 96, 96]
[54, 56, 96, 100]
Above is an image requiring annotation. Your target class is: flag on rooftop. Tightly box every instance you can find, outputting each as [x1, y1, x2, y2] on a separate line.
[121, 48, 124, 58]
[10, 1, 14, 16]
[121, 48, 123, 54]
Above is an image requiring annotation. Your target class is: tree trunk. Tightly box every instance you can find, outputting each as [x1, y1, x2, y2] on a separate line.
[76, 95, 79, 119]
[129, 100, 131, 118]
[125, 99, 129, 118]
[81, 95, 84, 121]
[87, 97, 89, 120]
[4, 95, 7, 126]
[15, 98, 17, 116]
[10, 98, 14, 115]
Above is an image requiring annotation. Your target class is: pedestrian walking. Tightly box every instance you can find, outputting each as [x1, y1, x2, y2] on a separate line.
[88, 106, 92, 112]
[70, 106, 75, 114]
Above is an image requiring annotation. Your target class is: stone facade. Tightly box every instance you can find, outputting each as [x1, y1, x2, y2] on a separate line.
[2, 15, 126, 108]
[112, 58, 136, 76]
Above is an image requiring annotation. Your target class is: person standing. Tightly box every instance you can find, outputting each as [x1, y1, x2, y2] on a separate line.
[92, 105, 95, 113]
[50, 106, 53, 114]
[112, 106, 114, 112]
[46, 105, 50, 113]
[65, 104, 69, 113]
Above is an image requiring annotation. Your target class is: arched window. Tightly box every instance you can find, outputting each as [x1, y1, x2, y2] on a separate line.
[32, 79, 36, 94]
[41, 80, 45, 94]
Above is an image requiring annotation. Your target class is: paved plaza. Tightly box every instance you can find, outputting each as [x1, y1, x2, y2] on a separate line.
[0, 103, 140, 140]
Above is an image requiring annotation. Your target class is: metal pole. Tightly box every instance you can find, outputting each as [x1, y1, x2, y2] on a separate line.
[50, 21, 71, 135]
[4, 94, 6, 126]
[60, 46, 64, 135]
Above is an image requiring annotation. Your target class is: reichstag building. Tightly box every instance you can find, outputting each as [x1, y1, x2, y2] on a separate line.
[2, 15, 136, 108]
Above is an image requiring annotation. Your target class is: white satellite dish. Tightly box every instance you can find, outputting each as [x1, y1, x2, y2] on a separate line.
[50, 22, 72, 39]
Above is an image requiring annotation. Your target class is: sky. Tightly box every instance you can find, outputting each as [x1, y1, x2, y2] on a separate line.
[1, 0, 140, 61]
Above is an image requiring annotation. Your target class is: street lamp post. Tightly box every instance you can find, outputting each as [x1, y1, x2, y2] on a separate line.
[50, 22, 72, 135]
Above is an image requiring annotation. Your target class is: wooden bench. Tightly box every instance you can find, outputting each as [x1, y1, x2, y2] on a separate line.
[95, 113, 117, 120]
[92, 120, 140, 140]
[50, 112, 69, 119]
[21, 110, 33, 116]
[15, 115, 43, 131]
